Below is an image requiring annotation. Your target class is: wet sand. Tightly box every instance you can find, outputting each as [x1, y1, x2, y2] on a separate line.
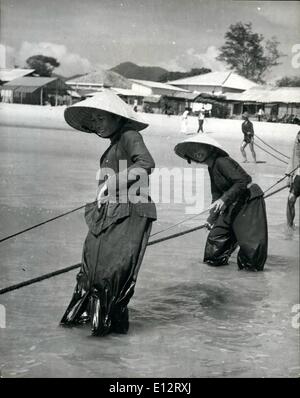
[0, 109, 299, 378]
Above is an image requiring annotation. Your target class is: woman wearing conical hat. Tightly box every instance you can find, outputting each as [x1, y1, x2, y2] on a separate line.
[174, 134, 268, 271]
[60, 89, 156, 336]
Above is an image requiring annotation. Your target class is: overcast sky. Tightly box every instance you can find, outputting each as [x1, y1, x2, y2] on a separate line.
[1, 0, 300, 81]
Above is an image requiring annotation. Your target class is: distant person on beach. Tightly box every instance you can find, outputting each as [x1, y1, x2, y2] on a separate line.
[49, 95, 55, 106]
[286, 130, 300, 231]
[197, 106, 205, 133]
[174, 135, 268, 271]
[292, 115, 300, 125]
[257, 108, 264, 122]
[241, 112, 257, 163]
[61, 90, 156, 336]
[180, 107, 189, 134]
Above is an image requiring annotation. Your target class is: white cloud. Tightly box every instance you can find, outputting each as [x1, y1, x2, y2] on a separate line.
[17, 41, 92, 77]
[159, 46, 227, 72]
[0, 43, 17, 68]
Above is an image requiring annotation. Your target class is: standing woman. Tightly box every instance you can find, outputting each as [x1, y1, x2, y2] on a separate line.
[174, 135, 268, 271]
[61, 90, 156, 336]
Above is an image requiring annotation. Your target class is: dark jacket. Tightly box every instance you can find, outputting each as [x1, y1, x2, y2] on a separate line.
[242, 119, 254, 142]
[208, 156, 252, 205]
[206, 156, 252, 225]
[85, 127, 156, 236]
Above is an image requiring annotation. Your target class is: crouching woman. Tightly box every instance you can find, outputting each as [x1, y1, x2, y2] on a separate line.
[61, 90, 156, 336]
[174, 135, 268, 271]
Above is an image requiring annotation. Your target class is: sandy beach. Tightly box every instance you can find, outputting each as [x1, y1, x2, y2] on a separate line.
[0, 104, 299, 378]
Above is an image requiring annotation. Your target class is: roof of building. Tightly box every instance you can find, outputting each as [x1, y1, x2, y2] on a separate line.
[130, 79, 189, 92]
[164, 91, 200, 100]
[0, 68, 35, 82]
[112, 87, 145, 97]
[223, 92, 244, 101]
[81, 88, 144, 98]
[225, 86, 300, 103]
[3, 76, 57, 88]
[67, 89, 81, 98]
[168, 71, 258, 91]
[2, 76, 67, 94]
[66, 69, 132, 89]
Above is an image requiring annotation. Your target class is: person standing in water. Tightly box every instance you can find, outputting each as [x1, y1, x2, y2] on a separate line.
[240, 112, 257, 163]
[174, 135, 268, 271]
[286, 131, 300, 230]
[61, 89, 156, 336]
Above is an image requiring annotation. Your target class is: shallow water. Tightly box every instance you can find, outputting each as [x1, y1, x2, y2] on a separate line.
[0, 123, 299, 378]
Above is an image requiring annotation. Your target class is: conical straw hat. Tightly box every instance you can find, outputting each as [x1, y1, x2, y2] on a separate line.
[64, 89, 148, 133]
[174, 134, 228, 163]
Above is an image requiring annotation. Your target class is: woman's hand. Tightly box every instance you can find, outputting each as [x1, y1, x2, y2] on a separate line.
[204, 221, 213, 231]
[96, 183, 108, 208]
[209, 198, 225, 213]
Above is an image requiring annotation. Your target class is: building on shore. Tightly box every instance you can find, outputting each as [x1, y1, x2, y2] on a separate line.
[66, 69, 132, 92]
[66, 69, 145, 106]
[225, 86, 300, 123]
[67, 74, 195, 114]
[84, 87, 145, 110]
[168, 71, 258, 95]
[1, 76, 70, 105]
[0, 68, 35, 85]
[130, 79, 194, 114]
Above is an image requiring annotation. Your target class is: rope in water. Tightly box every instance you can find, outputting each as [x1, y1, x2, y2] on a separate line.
[0, 225, 207, 295]
[0, 184, 290, 295]
[0, 202, 89, 244]
[150, 208, 209, 238]
[0, 200, 208, 245]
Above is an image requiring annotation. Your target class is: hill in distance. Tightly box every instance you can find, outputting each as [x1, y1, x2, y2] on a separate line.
[110, 62, 168, 82]
[66, 73, 87, 81]
[110, 62, 212, 82]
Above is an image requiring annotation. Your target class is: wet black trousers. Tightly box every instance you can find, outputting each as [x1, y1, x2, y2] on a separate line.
[204, 196, 268, 271]
[60, 213, 152, 336]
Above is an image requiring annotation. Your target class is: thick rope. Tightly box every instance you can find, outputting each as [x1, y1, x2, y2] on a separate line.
[254, 141, 288, 164]
[255, 134, 290, 159]
[263, 165, 299, 195]
[263, 183, 289, 199]
[0, 263, 82, 295]
[0, 185, 290, 295]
